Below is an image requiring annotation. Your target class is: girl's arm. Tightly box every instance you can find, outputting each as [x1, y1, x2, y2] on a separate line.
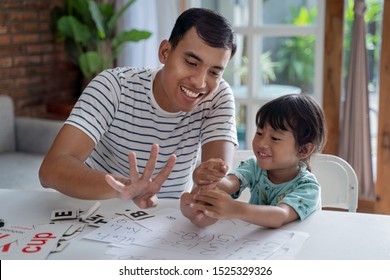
[192, 189, 299, 228]
[213, 174, 241, 194]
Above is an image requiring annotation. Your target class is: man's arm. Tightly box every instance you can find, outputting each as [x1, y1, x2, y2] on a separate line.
[39, 124, 176, 205]
[39, 124, 119, 200]
[200, 140, 235, 166]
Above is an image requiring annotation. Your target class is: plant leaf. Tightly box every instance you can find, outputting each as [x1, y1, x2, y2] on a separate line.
[112, 29, 152, 49]
[57, 16, 91, 45]
[107, 0, 136, 32]
[79, 52, 104, 79]
[88, 0, 106, 39]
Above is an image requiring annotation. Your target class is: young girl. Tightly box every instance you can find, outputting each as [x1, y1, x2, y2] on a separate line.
[188, 94, 327, 228]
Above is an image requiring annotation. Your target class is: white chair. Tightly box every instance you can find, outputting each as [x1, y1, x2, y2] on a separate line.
[231, 150, 254, 203]
[232, 151, 359, 212]
[311, 153, 358, 212]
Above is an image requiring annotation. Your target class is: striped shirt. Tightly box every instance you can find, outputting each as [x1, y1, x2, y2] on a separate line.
[66, 67, 238, 199]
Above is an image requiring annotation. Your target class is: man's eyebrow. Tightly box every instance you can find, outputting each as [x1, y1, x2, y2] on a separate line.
[185, 51, 202, 62]
[184, 51, 225, 71]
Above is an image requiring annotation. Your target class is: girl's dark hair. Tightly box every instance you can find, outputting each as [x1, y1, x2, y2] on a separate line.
[256, 94, 327, 168]
[168, 8, 237, 58]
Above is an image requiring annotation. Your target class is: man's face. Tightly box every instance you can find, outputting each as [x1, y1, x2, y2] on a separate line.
[154, 27, 232, 113]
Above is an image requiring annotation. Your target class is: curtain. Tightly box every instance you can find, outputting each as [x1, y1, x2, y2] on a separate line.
[116, 0, 179, 68]
[339, 0, 374, 200]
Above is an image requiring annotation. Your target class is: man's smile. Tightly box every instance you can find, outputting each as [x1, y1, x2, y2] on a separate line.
[180, 86, 206, 99]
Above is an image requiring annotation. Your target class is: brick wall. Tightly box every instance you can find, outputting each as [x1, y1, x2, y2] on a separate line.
[0, 0, 81, 117]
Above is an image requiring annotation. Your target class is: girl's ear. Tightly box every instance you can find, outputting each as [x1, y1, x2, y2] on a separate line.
[298, 143, 315, 159]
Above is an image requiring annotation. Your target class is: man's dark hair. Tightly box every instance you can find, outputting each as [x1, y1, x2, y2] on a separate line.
[168, 8, 237, 58]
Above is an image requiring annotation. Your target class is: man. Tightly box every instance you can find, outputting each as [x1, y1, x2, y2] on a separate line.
[39, 8, 237, 210]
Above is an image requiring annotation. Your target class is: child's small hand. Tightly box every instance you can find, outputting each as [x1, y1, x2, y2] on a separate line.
[180, 191, 217, 227]
[192, 188, 239, 220]
[193, 158, 228, 186]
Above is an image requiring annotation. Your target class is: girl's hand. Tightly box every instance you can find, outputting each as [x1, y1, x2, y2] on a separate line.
[193, 158, 228, 186]
[191, 188, 240, 220]
[180, 191, 218, 227]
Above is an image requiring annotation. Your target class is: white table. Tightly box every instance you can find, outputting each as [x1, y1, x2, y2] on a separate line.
[1, 189, 390, 260]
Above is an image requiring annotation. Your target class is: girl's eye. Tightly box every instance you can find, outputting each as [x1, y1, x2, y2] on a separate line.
[271, 137, 281, 141]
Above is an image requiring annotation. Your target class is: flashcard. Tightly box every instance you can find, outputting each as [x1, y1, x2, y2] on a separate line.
[62, 224, 86, 237]
[88, 218, 108, 227]
[0, 224, 33, 247]
[51, 240, 69, 253]
[0, 242, 15, 256]
[50, 209, 78, 221]
[115, 209, 154, 221]
[60, 224, 86, 240]
[2, 223, 70, 260]
[123, 210, 154, 221]
[78, 201, 100, 222]
[82, 214, 104, 222]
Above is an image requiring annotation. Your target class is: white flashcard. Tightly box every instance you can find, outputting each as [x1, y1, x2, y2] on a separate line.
[0, 224, 33, 247]
[51, 240, 69, 253]
[2, 223, 70, 260]
[0, 241, 15, 256]
[123, 210, 154, 221]
[50, 209, 78, 221]
[88, 218, 108, 227]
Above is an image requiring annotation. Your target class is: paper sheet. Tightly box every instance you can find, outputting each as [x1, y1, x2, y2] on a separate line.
[85, 208, 309, 259]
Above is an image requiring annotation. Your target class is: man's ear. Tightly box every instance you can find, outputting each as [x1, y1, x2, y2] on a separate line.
[158, 40, 171, 63]
[298, 143, 315, 159]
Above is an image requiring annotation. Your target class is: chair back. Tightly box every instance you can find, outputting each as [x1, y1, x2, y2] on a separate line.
[231, 150, 255, 171]
[231, 150, 254, 202]
[311, 153, 358, 212]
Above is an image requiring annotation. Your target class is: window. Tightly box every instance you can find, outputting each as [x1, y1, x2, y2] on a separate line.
[186, 0, 325, 149]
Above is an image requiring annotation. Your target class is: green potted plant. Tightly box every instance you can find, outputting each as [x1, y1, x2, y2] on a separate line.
[51, 0, 152, 82]
[275, 6, 317, 93]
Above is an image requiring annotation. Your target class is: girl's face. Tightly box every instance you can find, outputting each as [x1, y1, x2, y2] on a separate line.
[252, 123, 301, 183]
[154, 27, 231, 113]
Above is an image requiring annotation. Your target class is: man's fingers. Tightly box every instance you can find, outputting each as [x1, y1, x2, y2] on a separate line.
[128, 152, 139, 180]
[142, 144, 159, 179]
[134, 195, 158, 209]
[105, 174, 125, 192]
[153, 154, 176, 186]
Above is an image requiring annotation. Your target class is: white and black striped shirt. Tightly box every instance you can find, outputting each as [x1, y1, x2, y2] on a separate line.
[66, 67, 238, 199]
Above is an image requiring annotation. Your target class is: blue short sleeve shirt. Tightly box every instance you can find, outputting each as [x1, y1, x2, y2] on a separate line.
[229, 157, 321, 220]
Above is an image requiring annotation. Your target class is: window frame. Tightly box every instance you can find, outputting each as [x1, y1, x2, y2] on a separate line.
[186, 0, 325, 149]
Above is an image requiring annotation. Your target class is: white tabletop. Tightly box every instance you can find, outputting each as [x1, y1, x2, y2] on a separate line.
[1, 189, 390, 260]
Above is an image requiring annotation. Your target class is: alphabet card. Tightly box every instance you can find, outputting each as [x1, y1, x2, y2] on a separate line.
[0, 224, 33, 257]
[2, 223, 70, 259]
[0, 224, 33, 247]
